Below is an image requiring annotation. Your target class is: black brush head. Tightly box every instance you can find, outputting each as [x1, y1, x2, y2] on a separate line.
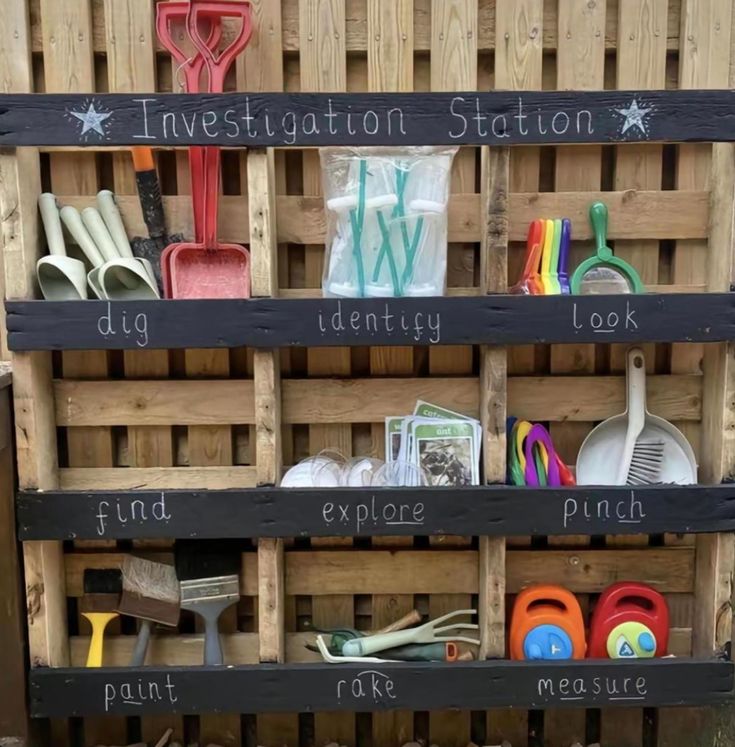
[174, 539, 243, 581]
[83, 568, 122, 594]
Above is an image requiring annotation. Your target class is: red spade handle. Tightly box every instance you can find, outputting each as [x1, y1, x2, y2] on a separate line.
[186, 0, 253, 94]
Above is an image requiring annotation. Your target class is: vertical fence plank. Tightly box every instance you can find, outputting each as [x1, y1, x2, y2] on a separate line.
[497, 0, 543, 384]
[428, 2, 478, 743]
[659, 4, 734, 744]
[41, 3, 117, 559]
[366, 3, 416, 742]
[104, 0, 174, 515]
[103, 1, 179, 739]
[429, 0, 476, 375]
[300, 1, 354, 744]
[600, 2, 669, 744]
[546, 1, 606, 745]
[2, 0, 66, 735]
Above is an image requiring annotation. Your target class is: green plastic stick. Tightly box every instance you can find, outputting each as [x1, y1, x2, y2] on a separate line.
[348, 160, 368, 297]
[377, 210, 402, 296]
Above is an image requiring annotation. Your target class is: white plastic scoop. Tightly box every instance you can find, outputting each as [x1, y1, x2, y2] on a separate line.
[576, 347, 697, 485]
[59, 205, 106, 298]
[36, 194, 88, 300]
[82, 206, 160, 301]
[97, 190, 159, 292]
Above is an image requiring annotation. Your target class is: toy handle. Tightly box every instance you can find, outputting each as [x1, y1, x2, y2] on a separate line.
[82, 208, 120, 262]
[59, 206, 105, 268]
[517, 585, 579, 615]
[201, 608, 225, 666]
[82, 612, 118, 668]
[97, 191, 134, 258]
[38, 193, 68, 257]
[156, 4, 224, 93]
[558, 218, 572, 292]
[601, 582, 666, 614]
[520, 220, 544, 281]
[540, 219, 554, 284]
[186, 1, 253, 93]
[589, 202, 612, 260]
[343, 627, 416, 656]
[616, 347, 647, 483]
[129, 619, 153, 666]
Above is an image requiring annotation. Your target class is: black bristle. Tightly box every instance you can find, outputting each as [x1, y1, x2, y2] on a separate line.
[174, 539, 243, 581]
[83, 568, 122, 594]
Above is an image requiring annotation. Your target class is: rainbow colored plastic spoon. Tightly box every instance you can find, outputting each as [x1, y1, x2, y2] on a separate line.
[558, 218, 572, 294]
[550, 218, 562, 295]
[540, 219, 555, 295]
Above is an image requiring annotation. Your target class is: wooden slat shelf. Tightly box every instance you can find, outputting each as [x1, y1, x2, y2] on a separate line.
[1, 90, 735, 148]
[7, 293, 735, 351]
[29, 659, 734, 717]
[16, 485, 735, 541]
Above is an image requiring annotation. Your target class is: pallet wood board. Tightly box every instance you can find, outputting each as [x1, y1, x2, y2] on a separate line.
[16, 485, 735, 541]
[8, 293, 735, 350]
[6, 0, 735, 744]
[2, 90, 735, 146]
[28, 660, 735, 717]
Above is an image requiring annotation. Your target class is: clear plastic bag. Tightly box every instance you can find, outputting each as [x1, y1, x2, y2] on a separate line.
[321, 147, 457, 298]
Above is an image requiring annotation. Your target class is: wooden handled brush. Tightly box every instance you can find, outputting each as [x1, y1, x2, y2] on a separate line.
[117, 556, 180, 666]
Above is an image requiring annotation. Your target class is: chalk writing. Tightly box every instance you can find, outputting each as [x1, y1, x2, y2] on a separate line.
[322, 497, 425, 534]
[563, 491, 646, 529]
[97, 302, 149, 347]
[135, 97, 407, 146]
[337, 671, 397, 704]
[95, 493, 171, 537]
[536, 673, 648, 703]
[572, 301, 638, 335]
[449, 96, 594, 140]
[130, 95, 604, 146]
[317, 301, 441, 344]
[104, 674, 177, 712]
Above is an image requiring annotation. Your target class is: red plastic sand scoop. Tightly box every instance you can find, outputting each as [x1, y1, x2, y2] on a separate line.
[156, 1, 252, 299]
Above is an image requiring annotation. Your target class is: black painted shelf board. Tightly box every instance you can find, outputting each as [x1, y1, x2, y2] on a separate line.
[16, 485, 735, 540]
[29, 659, 734, 717]
[7, 293, 735, 351]
[2, 90, 735, 148]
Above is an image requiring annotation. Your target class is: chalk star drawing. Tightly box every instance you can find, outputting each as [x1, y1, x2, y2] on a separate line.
[613, 98, 655, 138]
[67, 99, 113, 140]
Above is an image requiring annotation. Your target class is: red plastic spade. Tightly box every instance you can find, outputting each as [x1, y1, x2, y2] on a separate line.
[157, 1, 252, 298]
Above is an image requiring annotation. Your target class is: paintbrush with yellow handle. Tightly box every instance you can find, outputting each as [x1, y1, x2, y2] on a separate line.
[81, 568, 122, 668]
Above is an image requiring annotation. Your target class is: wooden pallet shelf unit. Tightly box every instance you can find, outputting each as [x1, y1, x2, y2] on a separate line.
[3, 1, 735, 746]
